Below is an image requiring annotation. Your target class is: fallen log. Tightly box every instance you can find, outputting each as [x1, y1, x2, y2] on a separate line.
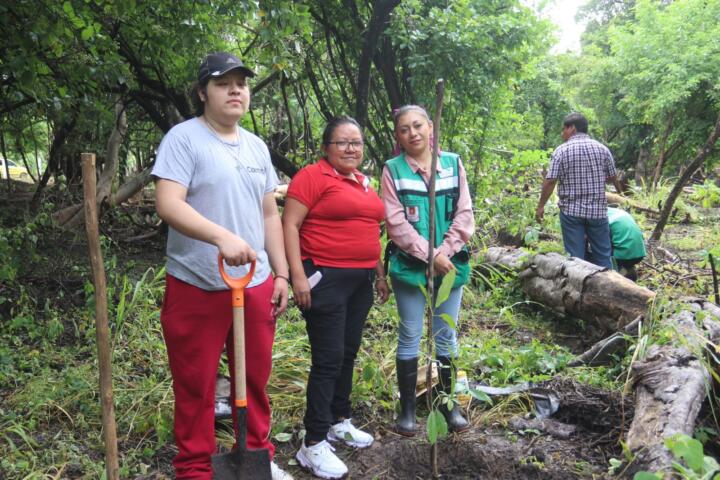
[606, 191, 660, 217]
[625, 299, 720, 476]
[568, 316, 642, 367]
[485, 247, 655, 339]
[483, 247, 720, 476]
[51, 166, 153, 229]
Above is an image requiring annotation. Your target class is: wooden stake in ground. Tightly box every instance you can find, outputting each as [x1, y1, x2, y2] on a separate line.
[425, 79, 445, 479]
[82, 153, 120, 480]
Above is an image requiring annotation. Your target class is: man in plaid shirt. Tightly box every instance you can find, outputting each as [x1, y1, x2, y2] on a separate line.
[536, 113, 623, 269]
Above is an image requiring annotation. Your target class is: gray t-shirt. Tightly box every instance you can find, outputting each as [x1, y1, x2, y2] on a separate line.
[152, 117, 278, 290]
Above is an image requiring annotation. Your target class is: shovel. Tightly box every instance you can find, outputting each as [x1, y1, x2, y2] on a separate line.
[212, 256, 272, 480]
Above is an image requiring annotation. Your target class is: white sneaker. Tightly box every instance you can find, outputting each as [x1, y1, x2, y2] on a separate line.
[295, 440, 348, 479]
[327, 419, 374, 448]
[271, 461, 294, 480]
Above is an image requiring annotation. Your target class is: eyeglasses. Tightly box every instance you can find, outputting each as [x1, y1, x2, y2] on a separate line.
[328, 140, 364, 150]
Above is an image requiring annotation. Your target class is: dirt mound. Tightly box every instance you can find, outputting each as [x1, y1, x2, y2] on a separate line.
[351, 431, 586, 479]
[281, 379, 626, 479]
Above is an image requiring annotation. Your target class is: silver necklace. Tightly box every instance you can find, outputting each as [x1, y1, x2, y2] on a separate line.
[202, 116, 242, 166]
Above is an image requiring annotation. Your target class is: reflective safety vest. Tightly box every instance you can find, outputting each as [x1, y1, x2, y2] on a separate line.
[385, 152, 470, 289]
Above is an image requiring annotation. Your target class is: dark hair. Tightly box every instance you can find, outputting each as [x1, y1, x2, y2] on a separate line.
[563, 112, 588, 133]
[190, 81, 208, 117]
[321, 116, 363, 146]
[392, 105, 431, 128]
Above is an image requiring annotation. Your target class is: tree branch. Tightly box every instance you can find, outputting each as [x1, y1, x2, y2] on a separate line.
[355, 0, 400, 127]
[650, 114, 720, 241]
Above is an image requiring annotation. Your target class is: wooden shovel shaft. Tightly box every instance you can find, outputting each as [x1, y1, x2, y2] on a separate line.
[232, 304, 248, 407]
[217, 256, 255, 449]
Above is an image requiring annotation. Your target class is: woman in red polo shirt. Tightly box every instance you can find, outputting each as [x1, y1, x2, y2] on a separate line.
[283, 116, 389, 480]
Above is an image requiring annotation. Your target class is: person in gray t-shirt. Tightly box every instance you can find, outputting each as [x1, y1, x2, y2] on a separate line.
[152, 52, 292, 479]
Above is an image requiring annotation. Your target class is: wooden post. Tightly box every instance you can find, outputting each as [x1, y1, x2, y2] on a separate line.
[82, 153, 120, 480]
[425, 79, 445, 479]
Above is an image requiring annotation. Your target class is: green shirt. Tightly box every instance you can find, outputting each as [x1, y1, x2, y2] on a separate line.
[608, 207, 646, 260]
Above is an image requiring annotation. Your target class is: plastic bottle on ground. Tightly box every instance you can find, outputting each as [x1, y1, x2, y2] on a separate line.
[455, 370, 471, 407]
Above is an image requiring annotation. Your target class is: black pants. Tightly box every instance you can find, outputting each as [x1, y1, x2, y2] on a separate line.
[301, 260, 374, 443]
[616, 257, 643, 269]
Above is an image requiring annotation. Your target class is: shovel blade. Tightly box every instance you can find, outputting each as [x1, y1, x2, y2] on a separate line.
[212, 447, 271, 480]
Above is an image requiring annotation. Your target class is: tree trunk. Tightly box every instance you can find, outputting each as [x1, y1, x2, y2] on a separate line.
[373, 35, 404, 109]
[97, 101, 128, 205]
[650, 114, 720, 242]
[0, 130, 10, 193]
[54, 167, 153, 229]
[635, 145, 649, 186]
[31, 113, 78, 212]
[625, 299, 720, 476]
[304, 58, 334, 120]
[355, 0, 401, 128]
[471, 115, 491, 198]
[485, 248, 655, 339]
[62, 101, 128, 229]
[567, 316, 642, 367]
[108, 167, 152, 207]
[651, 115, 674, 190]
[15, 136, 36, 183]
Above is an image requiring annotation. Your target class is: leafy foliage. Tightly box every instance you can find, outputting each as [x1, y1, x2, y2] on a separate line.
[633, 434, 720, 480]
[690, 180, 720, 208]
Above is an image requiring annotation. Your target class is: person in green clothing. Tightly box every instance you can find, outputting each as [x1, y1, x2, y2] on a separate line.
[607, 207, 646, 281]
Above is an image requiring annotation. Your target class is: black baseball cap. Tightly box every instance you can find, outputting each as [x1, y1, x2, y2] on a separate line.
[198, 52, 255, 84]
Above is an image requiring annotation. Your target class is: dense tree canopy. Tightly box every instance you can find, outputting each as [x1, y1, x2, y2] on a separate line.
[1, 0, 718, 239]
[1, 0, 548, 195]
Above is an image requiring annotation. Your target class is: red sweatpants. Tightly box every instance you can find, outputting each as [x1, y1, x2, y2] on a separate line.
[161, 274, 276, 479]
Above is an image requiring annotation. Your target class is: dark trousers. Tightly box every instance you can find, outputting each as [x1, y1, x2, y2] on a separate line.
[301, 260, 374, 443]
[616, 257, 643, 269]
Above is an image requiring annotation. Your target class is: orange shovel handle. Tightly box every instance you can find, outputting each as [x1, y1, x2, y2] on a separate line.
[217, 254, 256, 307]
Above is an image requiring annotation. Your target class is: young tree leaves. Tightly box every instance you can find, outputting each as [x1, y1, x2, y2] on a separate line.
[426, 409, 448, 444]
[435, 268, 456, 309]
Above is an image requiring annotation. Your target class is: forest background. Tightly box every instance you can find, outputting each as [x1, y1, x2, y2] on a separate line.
[1, 0, 719, 478]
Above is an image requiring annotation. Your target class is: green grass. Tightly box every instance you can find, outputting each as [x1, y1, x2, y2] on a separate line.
[3, 179, 718, 477]
[2, 251, 622, 478]
[1, 263, 173, 479]
[664, 223, 720, 253]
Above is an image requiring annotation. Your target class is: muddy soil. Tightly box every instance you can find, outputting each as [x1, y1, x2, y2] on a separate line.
[129, 358, 629, 479]
[278, 427, 615, 479]
[273, 378, 628, 479]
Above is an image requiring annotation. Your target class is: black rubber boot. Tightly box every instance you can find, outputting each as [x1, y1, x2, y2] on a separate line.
[395, 357, 418, 436]
[436, 356, 470, 433]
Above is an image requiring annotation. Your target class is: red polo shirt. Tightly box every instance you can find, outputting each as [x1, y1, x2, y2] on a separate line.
[286, 158, 384, 268]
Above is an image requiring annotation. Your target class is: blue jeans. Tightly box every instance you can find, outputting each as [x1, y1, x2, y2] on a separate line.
[559, 211, 613, 269]
[392, 279, 463, 360]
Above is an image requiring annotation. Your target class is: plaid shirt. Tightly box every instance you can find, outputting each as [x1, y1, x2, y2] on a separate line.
[547, 133, 616, 219]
